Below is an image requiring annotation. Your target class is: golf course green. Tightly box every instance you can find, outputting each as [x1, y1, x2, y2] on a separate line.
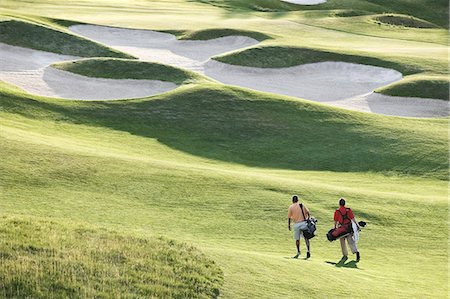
[0, 0, 448, 298]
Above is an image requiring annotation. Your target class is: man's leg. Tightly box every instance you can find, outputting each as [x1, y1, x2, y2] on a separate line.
[293, 225, 300, 258]
[305, 238, 311, 258]
[347, 235, 360, 261]
[340, 237, 348, 257]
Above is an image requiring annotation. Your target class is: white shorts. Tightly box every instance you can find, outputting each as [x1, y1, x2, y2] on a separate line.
[293, 221, 308, 240]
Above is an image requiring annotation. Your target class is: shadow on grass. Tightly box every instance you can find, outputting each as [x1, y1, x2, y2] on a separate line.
[0, 84, 447, 179]
[325, 257, 360, 269]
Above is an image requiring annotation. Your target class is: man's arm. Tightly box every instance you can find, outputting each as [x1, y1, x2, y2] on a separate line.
[288, 218, 291, 231]
[334, 221, 338, 229]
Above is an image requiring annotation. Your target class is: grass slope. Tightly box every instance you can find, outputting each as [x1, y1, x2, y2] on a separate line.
[0, 82, 447, 179]
[0, 1, 448, 298]
[193, 0, 302, 12]
[0, 217, 223, 298]
[214, 46, 421, 75]
[53, 58, 204, 85]
[0, 83, 448, 298]
[0, 19, 133, 58]
[332, 9, 372, 17]
[373, 14, 439, 28]
[376, 75, 450, 100]
[178, 28, 271, 41]
[193, 0, 449, 28]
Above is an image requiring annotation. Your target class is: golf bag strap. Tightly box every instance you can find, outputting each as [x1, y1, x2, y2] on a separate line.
[338, 208, 352, 224]
[299, 203, 309, 221]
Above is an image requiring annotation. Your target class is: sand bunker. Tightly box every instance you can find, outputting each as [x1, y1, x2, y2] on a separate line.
[0, 67, 177, 101]
[0, 43, 177, 100]
[281, 0, 327, 5]
[70, 25, 259, 72]
[2, 25, 445, 117]
[0, 43, 77, 72]
[67, 24, 449, 117]
[329, 92, 449, 118]
[202, 61, 447, 117]
[203, 60, 402, 102]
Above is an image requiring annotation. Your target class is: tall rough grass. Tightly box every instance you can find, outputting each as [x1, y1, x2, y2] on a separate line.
[0, 217, 223, 298]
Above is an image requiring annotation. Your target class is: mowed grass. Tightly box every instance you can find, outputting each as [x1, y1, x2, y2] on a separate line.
[53, 58, 206, 85]
[373, 14, 439, 28]
[1, 82, 447, 179]
[214, 46, 421, 74]
[0, 19, 133, 58]
[0, 80, 448, 298]
[191, 0, 449, 28]
[178, 28, 271, 41]
[0, 0, 448, 298]
[0, 217, 223, 298]
[376, 75, 450, 100]
[1, 0, 448, 90]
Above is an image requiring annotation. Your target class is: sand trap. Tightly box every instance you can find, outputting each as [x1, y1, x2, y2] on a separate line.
[0, 43, 177, 100]
[281, 0, 327, 5]
[70, 25, 259, 72]
[203, 60, 402, 102]
[0, 43, 77, 72]
[67, 25, 447, 117]
[2, 25, 445, 117]
[0, 67, 177, 100]
[329, 92, 449, 117]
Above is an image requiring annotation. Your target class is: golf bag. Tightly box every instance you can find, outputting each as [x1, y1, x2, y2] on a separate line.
[326, 221, 366, 242]
[300, 203, 317, 239]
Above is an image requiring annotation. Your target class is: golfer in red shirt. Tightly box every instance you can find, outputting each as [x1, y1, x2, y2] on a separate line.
[334, 198, 360, 261]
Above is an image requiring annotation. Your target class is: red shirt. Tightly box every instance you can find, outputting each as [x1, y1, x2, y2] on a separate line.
[334, 206, 354, 225]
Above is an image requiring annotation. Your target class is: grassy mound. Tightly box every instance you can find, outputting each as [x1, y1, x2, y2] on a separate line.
[0, 82, 448, 298]
[193, 0, 304, 12]
[0, 217, 223, 298]
[0, 19, 133, 58]
[214, 46, 420, 75]
[373, 14, 439, 28]
[52, 58, 203, 85]
[0, 82, 447, 179]
[192, 0, 449, 28]
[376, 76, 449, 101]
[332, 9, 371, 17]
[179, 28, 271, 41]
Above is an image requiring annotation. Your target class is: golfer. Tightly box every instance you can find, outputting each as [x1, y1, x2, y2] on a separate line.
[288, 195, 311, 259]
[334, 198, 360, 261]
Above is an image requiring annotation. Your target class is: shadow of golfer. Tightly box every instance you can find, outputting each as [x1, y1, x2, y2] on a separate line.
[325, 257, 359, 269]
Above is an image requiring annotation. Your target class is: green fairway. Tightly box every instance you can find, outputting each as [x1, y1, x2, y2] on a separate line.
[53, 58, 205, 84]
[177, 28, 272, 41]
[0, 19, 133, 58]
[214, 46, 422, 74]
[376, 74, 450, 101]
[0, 0, 448, 298]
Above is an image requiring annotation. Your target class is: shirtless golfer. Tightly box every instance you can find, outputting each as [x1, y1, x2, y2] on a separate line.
[288, 195, 311, 259]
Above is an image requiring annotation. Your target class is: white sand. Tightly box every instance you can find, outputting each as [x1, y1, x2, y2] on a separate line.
[70, 25, 259, 72]
[0, 67, 177, 100]
[0, 43, 177, 100]
[67, 25, 448, 117]
[203, 60, 402, 102]
[0, 43, 77, 72]
[281, 0, 327, 5]
[329, 93, 449, 118]
[2, 24, 446, 116]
